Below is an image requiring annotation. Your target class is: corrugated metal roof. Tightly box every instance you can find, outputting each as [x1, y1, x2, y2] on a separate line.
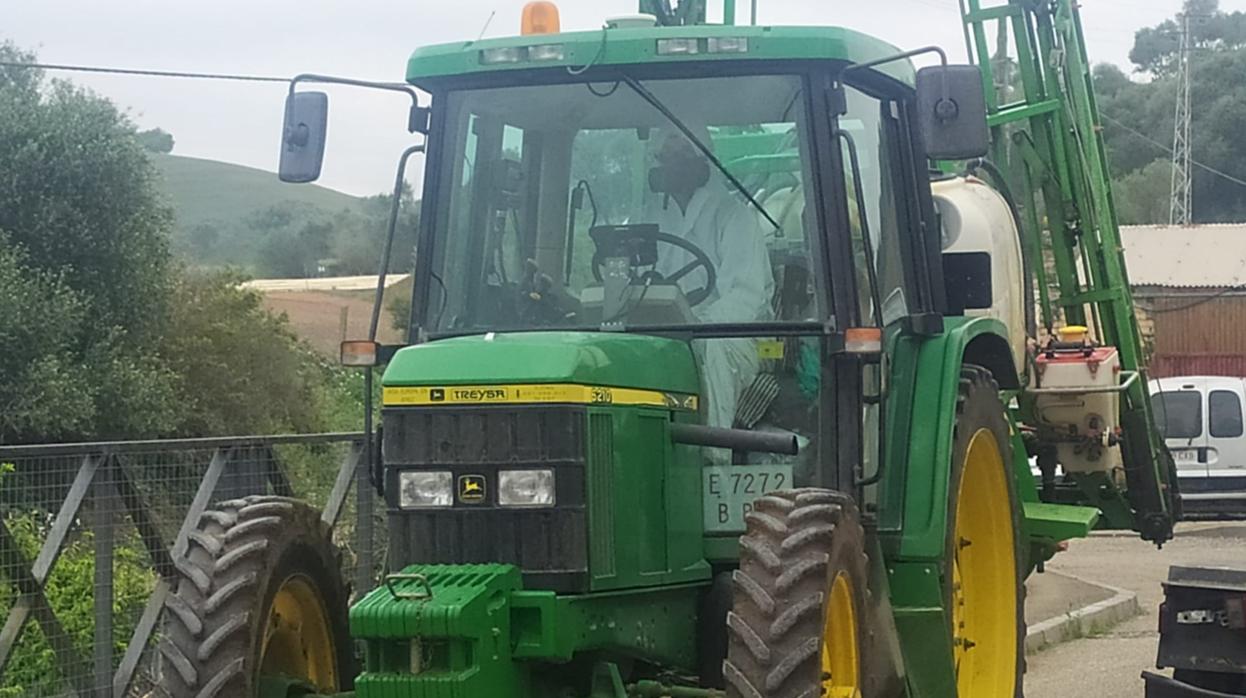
[1123, 224, 1246, 288]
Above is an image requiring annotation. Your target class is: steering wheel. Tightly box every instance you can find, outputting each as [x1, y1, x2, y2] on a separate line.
[591, 231, 718, 306]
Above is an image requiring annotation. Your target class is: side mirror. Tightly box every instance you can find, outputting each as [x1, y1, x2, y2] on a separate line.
[279, 91, 328, 183]
[916, 65, 989, 161]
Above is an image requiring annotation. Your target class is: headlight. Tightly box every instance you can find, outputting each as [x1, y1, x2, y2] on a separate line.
[527, 44, 566, 61]
[656, 38, 700, 55]
[480, 47, 526, 65]
[707, 37, 749, 53]
[498, 469, 555, 507]
[399, 471, 453, 508]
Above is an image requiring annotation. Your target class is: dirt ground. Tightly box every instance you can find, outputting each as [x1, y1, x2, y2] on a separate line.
[1025, 570, 1115, 627]
[1025, 521, 1246, 697]
[263, 290, 404, 355]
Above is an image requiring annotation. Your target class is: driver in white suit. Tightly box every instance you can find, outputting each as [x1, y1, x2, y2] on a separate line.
[645, 128, 775, 439]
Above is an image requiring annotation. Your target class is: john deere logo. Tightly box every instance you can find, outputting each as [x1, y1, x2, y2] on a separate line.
[430, 388, 446, 402]
[458, 475, 486, 503]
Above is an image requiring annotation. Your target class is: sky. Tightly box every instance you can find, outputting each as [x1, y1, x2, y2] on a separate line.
[4, 0, 1233, 196]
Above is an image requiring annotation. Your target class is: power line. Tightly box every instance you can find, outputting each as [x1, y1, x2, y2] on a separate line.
[8, 60, 1246, 195]
[1142, 284, 1246, 313]
[0, 60, 288, 84]
[1101, 112, 1246, 190]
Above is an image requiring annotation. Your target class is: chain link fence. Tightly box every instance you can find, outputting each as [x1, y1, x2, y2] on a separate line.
[0, 433, 380, 697]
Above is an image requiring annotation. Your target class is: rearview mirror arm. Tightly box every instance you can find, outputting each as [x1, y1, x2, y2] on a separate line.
[835, 46, 950, 116]
[289, 73, 430, 134]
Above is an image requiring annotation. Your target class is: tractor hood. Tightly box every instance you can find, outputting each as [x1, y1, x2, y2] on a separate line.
[382, 332, 699, 398]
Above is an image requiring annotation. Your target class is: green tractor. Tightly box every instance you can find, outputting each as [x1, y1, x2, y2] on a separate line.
[157, 1, 1180, 696]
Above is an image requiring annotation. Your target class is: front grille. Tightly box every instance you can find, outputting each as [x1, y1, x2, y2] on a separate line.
[588, 413, 615, 579]
[383, 406, 588, 592]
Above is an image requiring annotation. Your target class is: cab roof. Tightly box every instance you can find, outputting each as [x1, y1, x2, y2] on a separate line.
[406, 23, 914, 89]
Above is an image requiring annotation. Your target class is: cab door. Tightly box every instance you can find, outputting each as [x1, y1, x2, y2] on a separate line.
[1150, 378, 1208, 478]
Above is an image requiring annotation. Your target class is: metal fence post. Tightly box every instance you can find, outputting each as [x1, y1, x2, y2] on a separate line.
[112, 445, 233, 696]
[358, 372, 376, 596]
[91, 455, 116, 698]
[0, 432, 365, 696]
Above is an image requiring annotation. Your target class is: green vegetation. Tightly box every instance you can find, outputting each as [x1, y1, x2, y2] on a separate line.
[137, 127, 174, 154]
[0, 40, 365, 442]
[0, 39, 377, 694]
[0, 510, 156, 697]
[1097, 0, 1246, 223]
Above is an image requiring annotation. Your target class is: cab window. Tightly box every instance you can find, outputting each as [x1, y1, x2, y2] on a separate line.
[1210, 390, 1243, 439]
[1154, 390, 1202, 439]
[426, 73, 826, 333]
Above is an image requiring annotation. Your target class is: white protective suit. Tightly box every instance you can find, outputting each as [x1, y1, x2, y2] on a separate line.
[647, 177, 775, 433]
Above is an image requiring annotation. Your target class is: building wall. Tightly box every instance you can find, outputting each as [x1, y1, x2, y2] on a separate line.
[1137, 288, 1246, 378]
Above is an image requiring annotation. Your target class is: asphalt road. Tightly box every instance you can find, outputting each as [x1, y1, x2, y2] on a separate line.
[1024, 521, 1246, 698]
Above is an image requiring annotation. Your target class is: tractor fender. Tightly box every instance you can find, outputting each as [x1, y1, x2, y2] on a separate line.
[884, 316, 1019, 561]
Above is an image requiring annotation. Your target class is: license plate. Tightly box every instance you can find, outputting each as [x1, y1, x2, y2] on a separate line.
[1174, 449, 1199, 464]
[703, 464, 794, 534]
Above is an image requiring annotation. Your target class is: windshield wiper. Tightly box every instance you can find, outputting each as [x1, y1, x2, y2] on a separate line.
[620, 76, 783, 233]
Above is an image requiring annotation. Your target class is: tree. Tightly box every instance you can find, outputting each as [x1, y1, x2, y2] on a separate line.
[331, 188, 420, 276]
[1112, 159, 1174, 225]
[1129, 0, 1246, 76]
[137, 127, 175, 154]
[0, 44, 172, 343]
[0, 233, 94, 441]
[247, 202, 338, 277]
[0, 40, 362, 443]
[159, 271, 338, 436]
[0, 42, 40, 98]
[0, 42, 182, 442]
[1095, 3, 1246, 223]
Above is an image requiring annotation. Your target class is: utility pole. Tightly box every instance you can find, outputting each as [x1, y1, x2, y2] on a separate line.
[1169, 11, 1194, 226]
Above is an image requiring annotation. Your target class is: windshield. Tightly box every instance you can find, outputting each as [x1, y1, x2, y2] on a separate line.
[423, 73, 828, 334]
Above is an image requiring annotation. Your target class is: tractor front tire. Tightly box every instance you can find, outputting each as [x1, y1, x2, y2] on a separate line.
[724, 489, 869, 698]
[949, 365, 1025, 697]
[159, 495, 353, 698]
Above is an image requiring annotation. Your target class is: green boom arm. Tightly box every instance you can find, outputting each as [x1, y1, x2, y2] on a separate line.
[959, 0, 1179, 543]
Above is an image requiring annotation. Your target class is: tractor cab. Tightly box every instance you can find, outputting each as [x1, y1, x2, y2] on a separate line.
[407, 18, 919, 341]
[372, 9, 991, 482]
[279, 0, 992, 603]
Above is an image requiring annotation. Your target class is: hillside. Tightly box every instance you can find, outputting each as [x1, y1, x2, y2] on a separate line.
[150, 153, 363, 230]
[147, 153, 413, 278]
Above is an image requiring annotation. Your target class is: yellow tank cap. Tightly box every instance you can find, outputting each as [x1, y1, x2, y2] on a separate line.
[1057, 325, 1089, 343]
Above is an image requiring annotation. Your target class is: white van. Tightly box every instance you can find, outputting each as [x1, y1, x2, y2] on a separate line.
[1149, 376, 1246, 514]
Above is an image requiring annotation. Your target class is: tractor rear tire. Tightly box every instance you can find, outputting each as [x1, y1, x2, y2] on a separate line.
[949, 365, 1025, 698]
[723, 488, 869, 698]
[158, 495, 353, 698]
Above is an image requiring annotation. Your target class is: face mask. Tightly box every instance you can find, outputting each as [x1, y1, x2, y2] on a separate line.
[648, 157, 710, 196]
[648, 165, 677, 195]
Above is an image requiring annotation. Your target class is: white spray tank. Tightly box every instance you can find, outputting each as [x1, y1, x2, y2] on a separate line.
[1031, 326, 1130, 478]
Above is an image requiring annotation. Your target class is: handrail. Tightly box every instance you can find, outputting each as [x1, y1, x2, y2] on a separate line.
[1025, 370, 1140, 396]
[0, 432, 365, 458]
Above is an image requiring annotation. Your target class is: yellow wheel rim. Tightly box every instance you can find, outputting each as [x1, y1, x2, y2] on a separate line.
[260, 575, 337, 692]
[821, 571, 861, 698]
[952, 428, 1018, 697]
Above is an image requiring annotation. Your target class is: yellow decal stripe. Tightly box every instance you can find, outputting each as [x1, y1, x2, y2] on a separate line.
[383, 383, 698, 411]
